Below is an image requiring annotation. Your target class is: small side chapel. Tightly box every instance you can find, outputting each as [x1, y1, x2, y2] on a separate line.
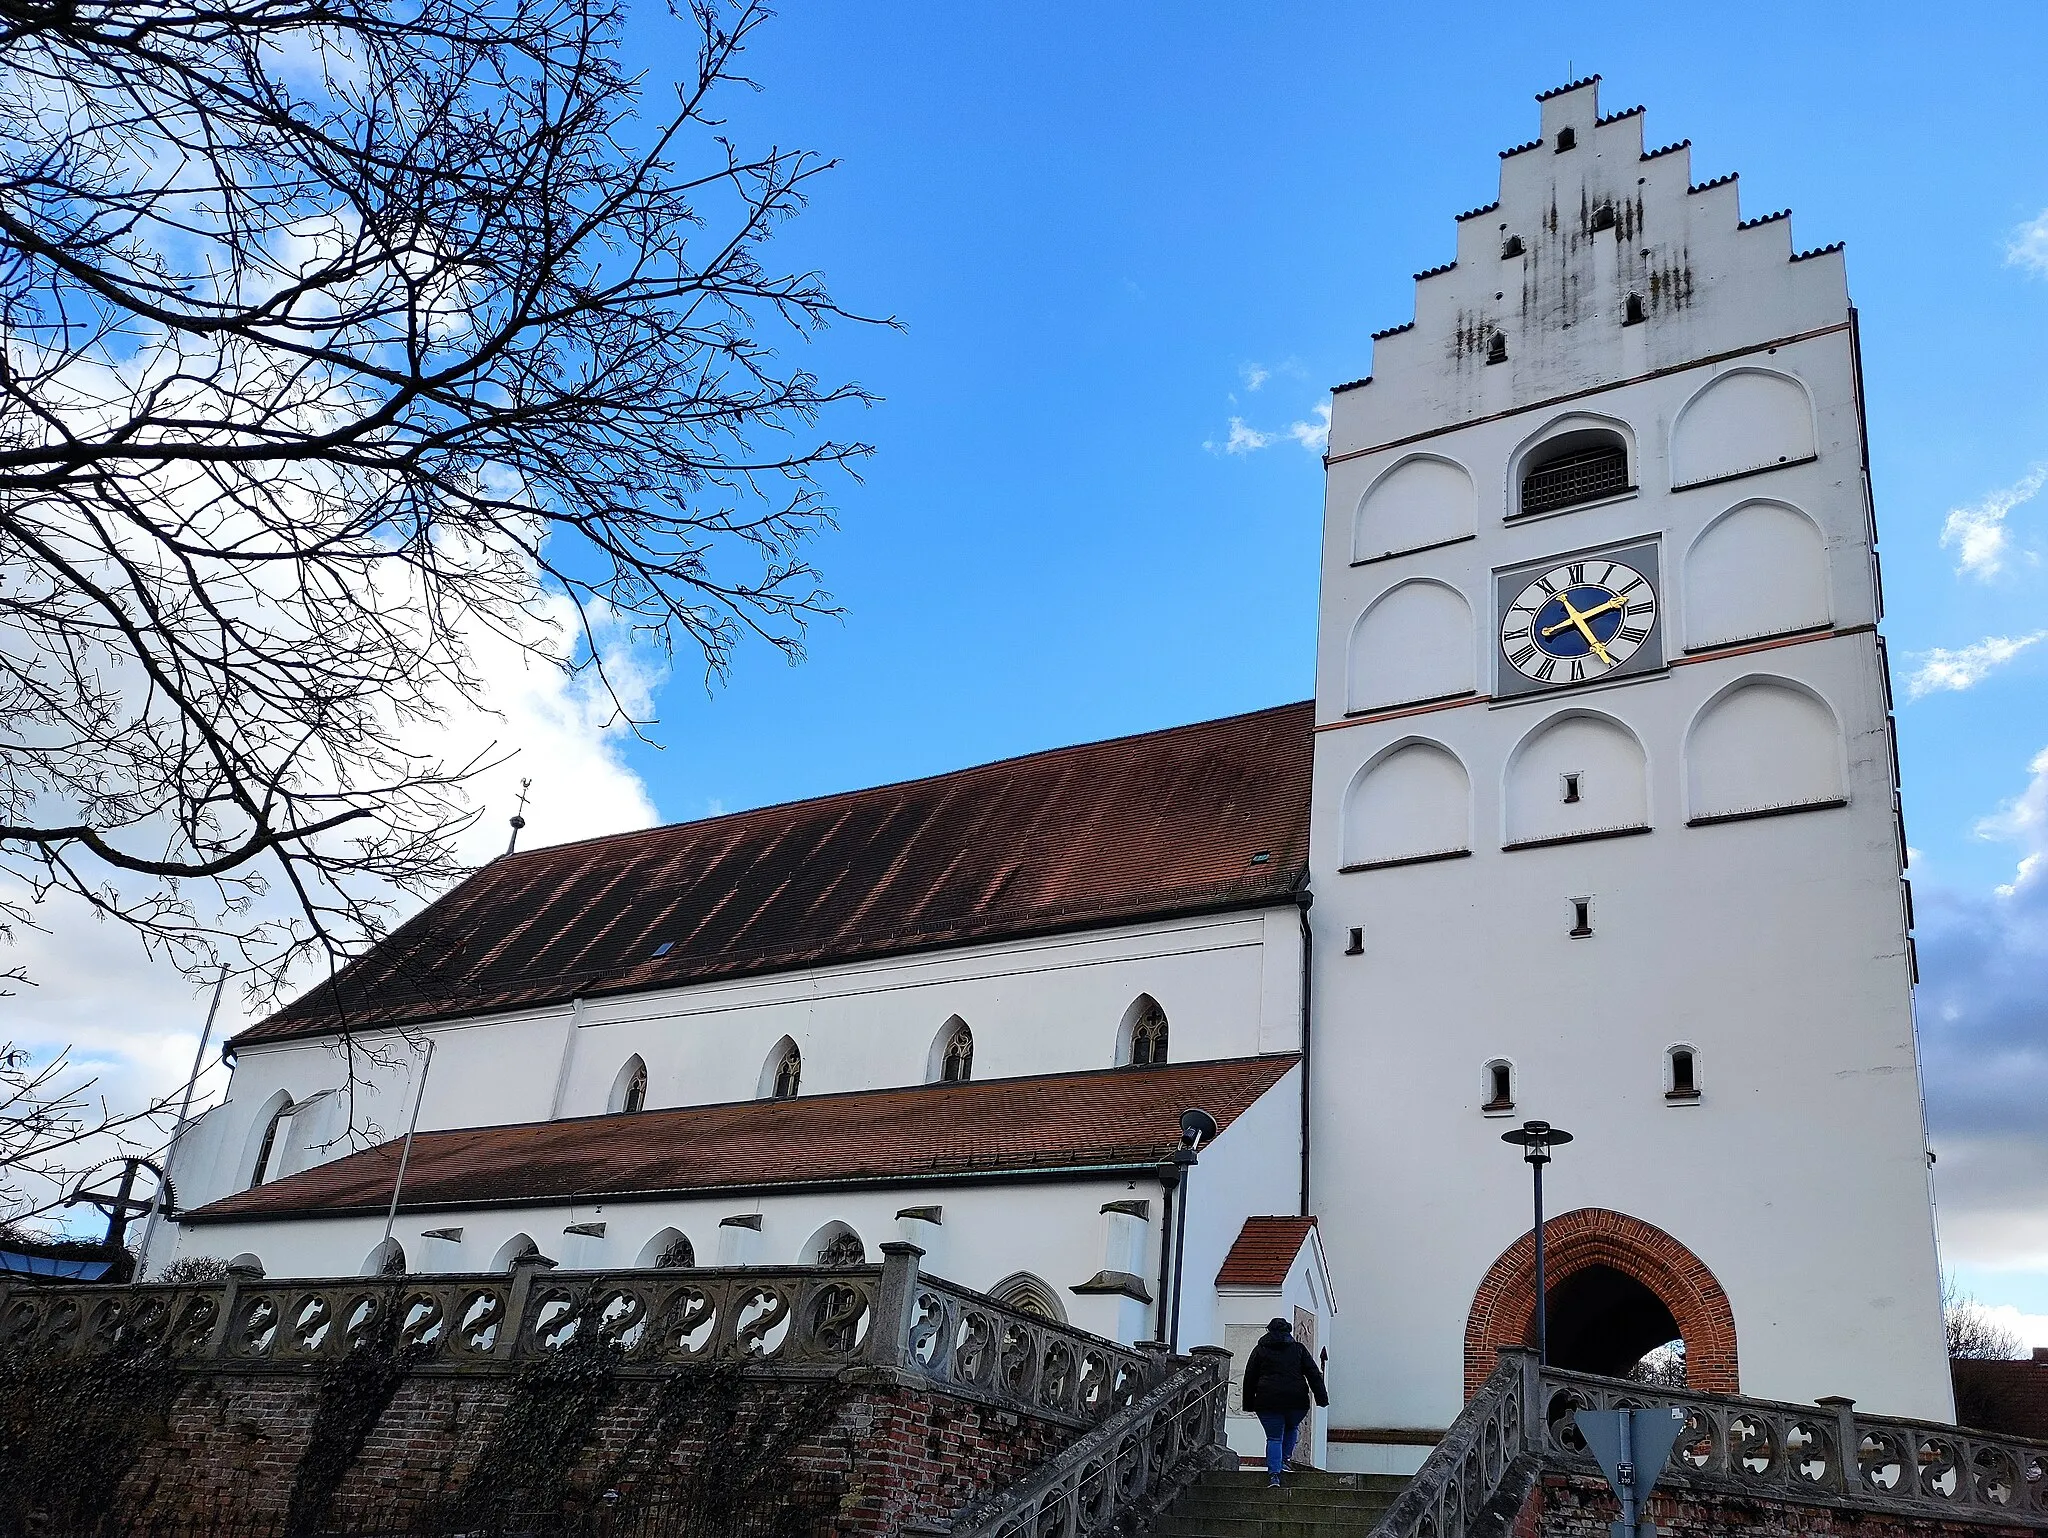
[150, 78, 1954, 1470]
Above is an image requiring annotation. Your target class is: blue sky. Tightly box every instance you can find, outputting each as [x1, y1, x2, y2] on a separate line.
[599, 4, 2048, 1327]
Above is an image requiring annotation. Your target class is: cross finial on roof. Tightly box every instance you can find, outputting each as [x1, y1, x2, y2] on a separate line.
[506, 777, 532, 855]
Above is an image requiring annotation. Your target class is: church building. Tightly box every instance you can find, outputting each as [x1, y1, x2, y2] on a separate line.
[148, 78, 1955, 1469]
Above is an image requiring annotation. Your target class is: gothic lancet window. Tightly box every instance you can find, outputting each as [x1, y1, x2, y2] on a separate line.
[774, 1043, 802, 1099]
[614, 1056, 648, 1114]
[251, 1098, 293, 1187]
[818, 1230, 865, 1268]
[941, 1023, 974, 1082]
[1129, 1000, 1169, 1066]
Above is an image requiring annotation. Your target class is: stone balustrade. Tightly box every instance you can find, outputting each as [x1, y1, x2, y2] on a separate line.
[0, 1242, 1161, 1431]
[1372, 1351, 2048, 1538]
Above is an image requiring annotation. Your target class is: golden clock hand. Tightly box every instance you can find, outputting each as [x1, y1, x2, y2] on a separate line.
[1541, 593, 1627, 637]
[1554, 595, 1616, 666]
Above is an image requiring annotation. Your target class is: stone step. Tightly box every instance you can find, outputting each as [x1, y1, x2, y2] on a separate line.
[1173, 1488, 1399, 1515]
[1149, 1469, 1408, 1538]
[1152, 1516, 1392, 1538]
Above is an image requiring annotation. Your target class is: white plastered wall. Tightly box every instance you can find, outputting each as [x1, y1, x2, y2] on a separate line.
[1308, 78, 1946, 1432]
[155, 907, 1306, 1263]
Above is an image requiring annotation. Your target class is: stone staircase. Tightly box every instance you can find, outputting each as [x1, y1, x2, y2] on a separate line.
[1150, 1468, 1409, 1537]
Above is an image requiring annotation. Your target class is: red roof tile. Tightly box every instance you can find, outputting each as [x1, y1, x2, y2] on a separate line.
[185, 1055, 1300, 1224]
[239, 702, 1314, 1045]
[1216, 1216, 1318, 1288]
[1951, 1354, 2048, 1442]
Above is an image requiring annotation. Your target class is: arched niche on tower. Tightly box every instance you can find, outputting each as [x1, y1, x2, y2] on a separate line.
[1685, 676, 1845, 824]
[1352, 454, 1477, 562]
[1503, 711, 1648, 847]
[1507, 412, 1637, 520]
[1682, 499, 1831, 649]
[1341, 738, 1472, 869]
[1346, 579, 1476, 715]
[1670, 368, 1816, 488]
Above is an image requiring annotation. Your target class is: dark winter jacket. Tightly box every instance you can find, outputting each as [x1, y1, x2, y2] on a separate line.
[1241, 1327, 1329, 1418]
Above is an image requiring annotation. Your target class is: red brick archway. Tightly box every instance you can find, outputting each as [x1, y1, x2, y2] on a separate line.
[1464, 1207, 1738, 1397]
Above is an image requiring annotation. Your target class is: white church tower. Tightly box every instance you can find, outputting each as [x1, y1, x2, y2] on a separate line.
[1307, 77, 1953, 1451]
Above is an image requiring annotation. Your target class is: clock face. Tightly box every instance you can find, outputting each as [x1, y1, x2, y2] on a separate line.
[1499, 558, 1659, 686]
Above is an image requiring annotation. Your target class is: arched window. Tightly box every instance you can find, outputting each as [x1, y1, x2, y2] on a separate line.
[1667, 1045, 1701, 1102]
[251, 1096, 294, 1187]
[492, 1233, 541, 1272]
[807, 1226, 865, 1268]
[636, 1227, 696, 1269]
[991, 1272, 1069, 1324]
[1517, 428, 1631, 517]
[610, 1055, 648, 1114]
[773, 1042, 802, 1099]
[939, 1020, 973, 1083]
[1118, 996, 1169, 1067]
[1483, 1060, 1515, 1113]
[362, 1237, 406, 1277]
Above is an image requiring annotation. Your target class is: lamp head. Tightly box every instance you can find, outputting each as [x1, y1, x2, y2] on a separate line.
[1179, 1108, 1219, 1150]
[1501, 1119, 1573, 1164]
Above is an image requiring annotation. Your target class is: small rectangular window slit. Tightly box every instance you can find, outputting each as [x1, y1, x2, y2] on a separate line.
[1485, 1063, 1513, 1110]
[1345, 926, 1364, 956]
[1562, 772, 1581, 804]
[1569, 898, 1592, 938]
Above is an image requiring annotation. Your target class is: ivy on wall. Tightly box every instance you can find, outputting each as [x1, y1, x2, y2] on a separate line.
[0, 1338, 180, 1532]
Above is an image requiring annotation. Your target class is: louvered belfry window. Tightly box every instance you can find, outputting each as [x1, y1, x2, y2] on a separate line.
[1520, 442, 1629, 515]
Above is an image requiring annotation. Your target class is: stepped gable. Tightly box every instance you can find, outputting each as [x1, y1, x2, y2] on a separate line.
[1331, 75, 1850, 455]
[182, 1054, 1300, 1221]
[238, 701, 1315, 1044]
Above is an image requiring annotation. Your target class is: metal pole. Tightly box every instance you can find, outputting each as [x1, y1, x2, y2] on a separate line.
[381, 1039, 436, 1250]
[136, 973, 226, 1278]
[1533, 1154, 1547, 1367]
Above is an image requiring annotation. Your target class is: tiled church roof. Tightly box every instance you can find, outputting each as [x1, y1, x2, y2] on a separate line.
[1215, 1216, 1318, 1288]
[238, 701, 1314, 1044]
[184, 1055, 1300, 1223]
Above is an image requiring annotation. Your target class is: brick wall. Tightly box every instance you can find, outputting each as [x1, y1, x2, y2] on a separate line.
[1515, 1470, 2043, 1538]
[12, 1358, 1073, 1536]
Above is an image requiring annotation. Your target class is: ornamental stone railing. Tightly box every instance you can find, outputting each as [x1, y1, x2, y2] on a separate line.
[0, 1242, 1160, 1431]
[1370, 1350, 2048, 1538]
[944, 1345, 1233, 1538]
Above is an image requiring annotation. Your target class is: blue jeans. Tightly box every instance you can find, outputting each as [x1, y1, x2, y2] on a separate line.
[1257, 1410, 1302, 1476]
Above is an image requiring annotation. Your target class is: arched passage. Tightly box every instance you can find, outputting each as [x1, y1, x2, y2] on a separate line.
[1464, 1208, 1738, 1396]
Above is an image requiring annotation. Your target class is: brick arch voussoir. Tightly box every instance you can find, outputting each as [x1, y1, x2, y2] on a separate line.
[1463, 1207, 1738, 1398]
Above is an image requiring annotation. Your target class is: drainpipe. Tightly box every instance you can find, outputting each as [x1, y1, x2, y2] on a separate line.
[1297, 890, 1314, 1217]
[1154, 1158, 1180, 1342]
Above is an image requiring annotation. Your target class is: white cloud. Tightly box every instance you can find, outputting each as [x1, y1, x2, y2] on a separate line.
[1939, 466, 2046, 580]
[1205, 401, 1331, 457]
[1980, 1302, 2048, 1349]
[1906, 632, 2048, 698]
[1917, 748, 2048, 1297]
[1206, 417, 1273, 455]
[1286, 403, 1332, 453]
[2008, 210, 2048, 277]
[5, 593, 662, 1231]
[1239, 362, 1270, 392]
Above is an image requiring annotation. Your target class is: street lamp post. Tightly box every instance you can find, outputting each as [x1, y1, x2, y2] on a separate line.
[1500, 1119, 1573, 1366]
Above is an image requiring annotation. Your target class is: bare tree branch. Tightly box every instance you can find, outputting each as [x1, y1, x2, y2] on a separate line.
[0, 0, 882, 1008]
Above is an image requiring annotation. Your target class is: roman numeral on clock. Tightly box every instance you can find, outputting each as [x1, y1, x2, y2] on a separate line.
[1535, 657, 1559, 681]
[1568, 658, 1587, 682]
[1509, 644, 1539, 670]
[1619, 625, 1649, 644]
[1567, 562, 1585, 585]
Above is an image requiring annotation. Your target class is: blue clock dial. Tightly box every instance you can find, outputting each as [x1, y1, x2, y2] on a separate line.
[1499, 558, 1657, 686]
